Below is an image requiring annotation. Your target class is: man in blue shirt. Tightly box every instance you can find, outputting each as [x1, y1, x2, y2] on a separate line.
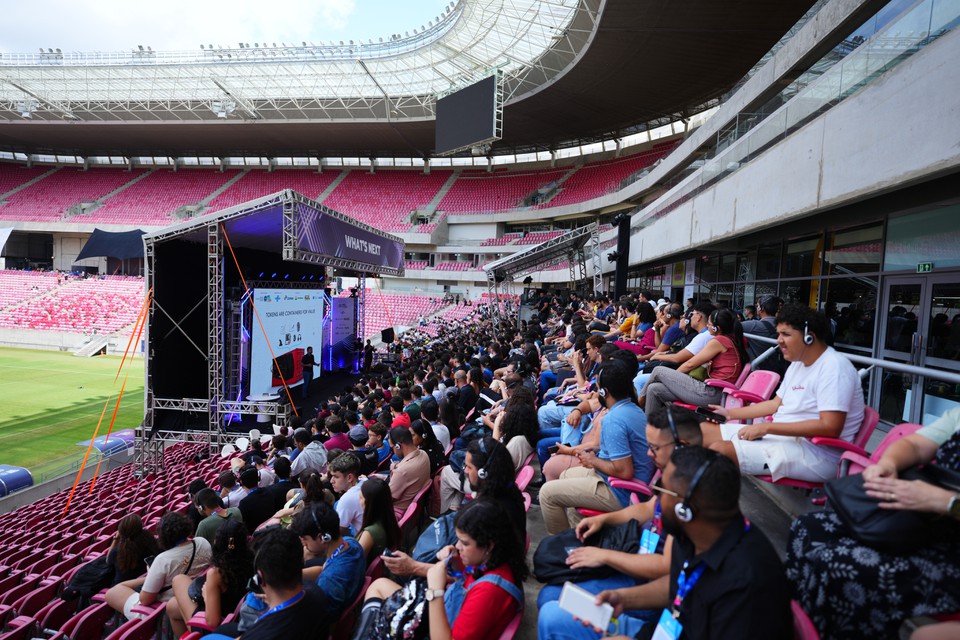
[539, 360, 654, 535]
[291, 503, 366, 617]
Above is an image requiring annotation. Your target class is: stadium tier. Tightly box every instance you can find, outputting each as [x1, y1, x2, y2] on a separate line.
[437, 168, 566, 213]
[84, 170, 242, 226]
[321, 170, 452, 232]
[403, 260, 429, 270]
[0, 165, 51, 197]
[0, 270, 60, 310]
[0, 275, 144, 334]
[206, 170, 343, 213]
[341, 291, 449, 336]
[433, 261, 477, 271]
[0, 169, 149, 223]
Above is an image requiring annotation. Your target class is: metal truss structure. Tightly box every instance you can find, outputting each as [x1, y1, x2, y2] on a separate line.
[483, 221, 601, 322]
[136, 191, 402, 474]
[0, 0, 596, 125]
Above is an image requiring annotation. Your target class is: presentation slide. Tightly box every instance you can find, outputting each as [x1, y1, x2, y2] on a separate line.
[249, 288, 324, 396]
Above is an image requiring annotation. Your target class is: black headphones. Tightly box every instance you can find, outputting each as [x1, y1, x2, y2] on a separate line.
[309, 507, 333, 542]
[666, 406, 682, 448]
[597, 366, 607, 402]
[803, 321, 815, 346]
[675, 457, 716, 523]
[476, 437, 500, 480]
[708, 311, 719, 333]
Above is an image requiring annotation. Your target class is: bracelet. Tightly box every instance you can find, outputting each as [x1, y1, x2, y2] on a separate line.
[571, 408, 581, 414]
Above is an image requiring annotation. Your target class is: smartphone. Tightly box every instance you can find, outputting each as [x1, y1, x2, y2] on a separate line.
[696, 406, 728, 424]
[445, 551, 466, 577]
[547, 444, 561, 455]
[558, 582, 613, 632]
[144, 555, 156, 568]
[381, 549, 396, 558]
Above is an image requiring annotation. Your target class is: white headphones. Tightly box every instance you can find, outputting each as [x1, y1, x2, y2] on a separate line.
[803, 321, 814, 346]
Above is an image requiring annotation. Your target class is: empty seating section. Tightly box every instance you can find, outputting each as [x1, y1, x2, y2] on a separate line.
[438, 169, 565, 213]
[344, 291, 447, 338]
[545, 141, 679, 208]
[0, 169, 147, 223]
[206, 170, 342, 212]
[86, 170, 240, 225]
[0, 276, 144, 334]
[404, 260, 429, 270]
[480, 234, 522, 246]
[0, 166, 51, 197]
[323, 171, 451, 232]
[0, 270, 59, 309]
[514, 231, 564, 245]
[0, 444, 227, 640]
[433, 262, 477, 271]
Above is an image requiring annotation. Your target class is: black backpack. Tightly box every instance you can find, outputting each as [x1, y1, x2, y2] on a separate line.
[61, 556, 114, 607]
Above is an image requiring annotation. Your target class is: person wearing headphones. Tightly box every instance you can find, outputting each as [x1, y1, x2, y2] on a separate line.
[384, 426, 431, 519]
[290, 502, 366, 618]
[638, 308, 748, 415]
[539, 360, 655, 535]
[574, 447, 792, 640]
[536, 407, 705, 638]
[701, 304, 865, 483]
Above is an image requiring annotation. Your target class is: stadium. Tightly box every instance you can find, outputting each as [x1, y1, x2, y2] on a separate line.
[0, 0, 958, 637]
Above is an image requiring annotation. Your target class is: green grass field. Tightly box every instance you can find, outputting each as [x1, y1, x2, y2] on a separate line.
[0, 347, 144, 479]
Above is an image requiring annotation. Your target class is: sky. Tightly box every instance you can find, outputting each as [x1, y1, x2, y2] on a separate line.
[0, 0, 452, 53]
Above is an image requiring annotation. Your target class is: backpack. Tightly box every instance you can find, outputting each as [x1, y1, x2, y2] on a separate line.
[61, 556, 114, 607]
[413, 511, 458, 563]
[533, 519, 641, 585]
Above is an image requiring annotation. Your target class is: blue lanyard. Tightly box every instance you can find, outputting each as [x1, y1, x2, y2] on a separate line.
[672, 561, 706, 617]
[260, 591, 305, 620]
[610, 399, 631, 411]
[323, 541, 348, 569]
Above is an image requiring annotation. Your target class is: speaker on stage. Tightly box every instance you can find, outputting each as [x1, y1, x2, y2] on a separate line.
[381, 327, 395, 344]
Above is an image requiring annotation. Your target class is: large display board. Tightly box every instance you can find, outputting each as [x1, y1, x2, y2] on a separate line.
[435, 74, 500, 155]
[249, 288, 324, 395]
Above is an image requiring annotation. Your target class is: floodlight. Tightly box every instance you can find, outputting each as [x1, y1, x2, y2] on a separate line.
[138, 45, 144, 51]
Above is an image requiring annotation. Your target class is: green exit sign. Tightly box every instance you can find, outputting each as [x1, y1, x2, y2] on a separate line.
[917, 262, 933, 273]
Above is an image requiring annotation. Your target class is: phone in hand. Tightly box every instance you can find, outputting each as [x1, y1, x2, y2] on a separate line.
[547, 444, 561, 455]
[696, 406, 728, 424]
[446, 551, 466, 577]
[558, 582, 613, 632]
[381, 549, 396, 558]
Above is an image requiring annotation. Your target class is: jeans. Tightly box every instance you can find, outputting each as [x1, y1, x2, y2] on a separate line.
[302, 369, 313, 399]
[537, 574, 639, 609]
[633, 371, 651, 397]
[537, 601, 651, 640]
[539, 370, 558, 402]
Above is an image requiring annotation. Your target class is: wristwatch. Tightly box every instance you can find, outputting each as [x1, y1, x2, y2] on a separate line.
[949, 494, 960, 519]
[425, 588, 446, 601]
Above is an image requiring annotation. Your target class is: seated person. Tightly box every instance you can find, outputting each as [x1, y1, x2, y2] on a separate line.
[358, 499, 526, 640]
[633, 302, 715, 390]
[366, 422, 392, 464]
[237, 468, 275, 533]
[290, 428, 328, 478]
[291, 502, 366, 618]
[542, 447, 791, 640]
[205, 528, 332, 640]
[167, 520, 254, 638]
[195, 488, 244, 544]
[265, 457, 295, 512]
[421, 397, 451, 451]
[536, 406, 703, 615]
[106, 512, 212, 620]
[356, 477, 402, 561]
[329, 452, 364, 537]
[491, 388, 539, 473]
[786, 406, 960, 640]
[638, 308, 747, 414]
[346, 426, 379, 476]
[410, 418, 446, 475]
[106, 514, 160, 586]
[702, 304, 865, 482]
[539, 361, 654, 535]
[385, 426, 431, 519]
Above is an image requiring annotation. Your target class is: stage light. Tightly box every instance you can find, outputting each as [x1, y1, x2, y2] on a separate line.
[309, 275, 315, 280]
[259, 272, 264, 277]
[284, 274, 289, 279]
[271, 273, 277, 278]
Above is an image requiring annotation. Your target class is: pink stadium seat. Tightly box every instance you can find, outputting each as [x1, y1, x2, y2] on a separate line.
[0, 168, 147, 223]
[791, 600, 821, 639]
[61, 602, 115, 640]
[438, 169, 565, 213]
[35, 596, 78, 634]
[329, 577, 371, 640]
[498, 609, 524, 640]
[11, 576, 63, 619]
[515, 466, 535, 493]
[0, 615, 39, 640]
[324, 170, 450, 232]
[839, 422, 924, 476]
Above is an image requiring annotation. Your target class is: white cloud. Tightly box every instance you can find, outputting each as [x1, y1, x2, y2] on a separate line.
[0, 0, 357, 53]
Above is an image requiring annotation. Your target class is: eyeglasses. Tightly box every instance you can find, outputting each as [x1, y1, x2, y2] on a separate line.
[649, 483, 681, 498]
[647, 440, 677, 454]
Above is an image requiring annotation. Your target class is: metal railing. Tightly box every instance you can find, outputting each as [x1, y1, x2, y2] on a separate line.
[745, 333, 960, 385]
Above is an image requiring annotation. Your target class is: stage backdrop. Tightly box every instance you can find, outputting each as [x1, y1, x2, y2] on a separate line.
[250, 288, 324, 395]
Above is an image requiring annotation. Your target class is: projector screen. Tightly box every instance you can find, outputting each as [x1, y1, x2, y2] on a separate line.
[249, 288, 324, 396]
[435, 75, 499, 155]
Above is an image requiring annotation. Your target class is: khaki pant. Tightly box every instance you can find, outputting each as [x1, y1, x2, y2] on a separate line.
[539, 466, 622, 535]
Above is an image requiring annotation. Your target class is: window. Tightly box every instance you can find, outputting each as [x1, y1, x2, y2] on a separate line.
[783, 236, 822, 278]
[756, 243, 781, 280]
[884, 206, 960, 271]
[826, 224, 882, 275]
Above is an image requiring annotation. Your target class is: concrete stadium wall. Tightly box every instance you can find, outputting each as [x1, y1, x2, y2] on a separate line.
[629, 25, 960, 266]
[0, 327, 139, 355]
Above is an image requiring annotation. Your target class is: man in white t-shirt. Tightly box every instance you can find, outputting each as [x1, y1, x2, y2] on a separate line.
[330, 452, 364, 537]
[702, 304, 865, 482]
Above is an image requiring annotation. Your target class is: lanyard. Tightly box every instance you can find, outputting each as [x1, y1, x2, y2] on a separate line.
[260, 591, 305, 620]
[672, 561, 706, 617]
[652, 501, 662, 534]
[610, 399, 631, 412]
[324, 541, 348, 569]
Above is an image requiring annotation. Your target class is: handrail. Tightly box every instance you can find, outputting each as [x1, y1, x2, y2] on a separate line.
[744, 333, 960, 385]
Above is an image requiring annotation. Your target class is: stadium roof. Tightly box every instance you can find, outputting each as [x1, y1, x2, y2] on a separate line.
[0, 0, 816, 158]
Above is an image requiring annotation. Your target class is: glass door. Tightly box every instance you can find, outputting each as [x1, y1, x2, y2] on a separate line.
[875, 274, 960, 425]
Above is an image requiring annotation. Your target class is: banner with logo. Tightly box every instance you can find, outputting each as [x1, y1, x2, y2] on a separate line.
[297, 204, 404, 274]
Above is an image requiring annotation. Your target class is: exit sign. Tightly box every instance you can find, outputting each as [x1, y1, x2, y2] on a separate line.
[917, 262, 933, 273]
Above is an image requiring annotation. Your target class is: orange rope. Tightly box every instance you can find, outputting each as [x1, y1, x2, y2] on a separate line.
[89, 375, 128, 492]
[220, 224, 299, 416]
[62, 393, 111, 520]
[116, 287, 152, 383]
